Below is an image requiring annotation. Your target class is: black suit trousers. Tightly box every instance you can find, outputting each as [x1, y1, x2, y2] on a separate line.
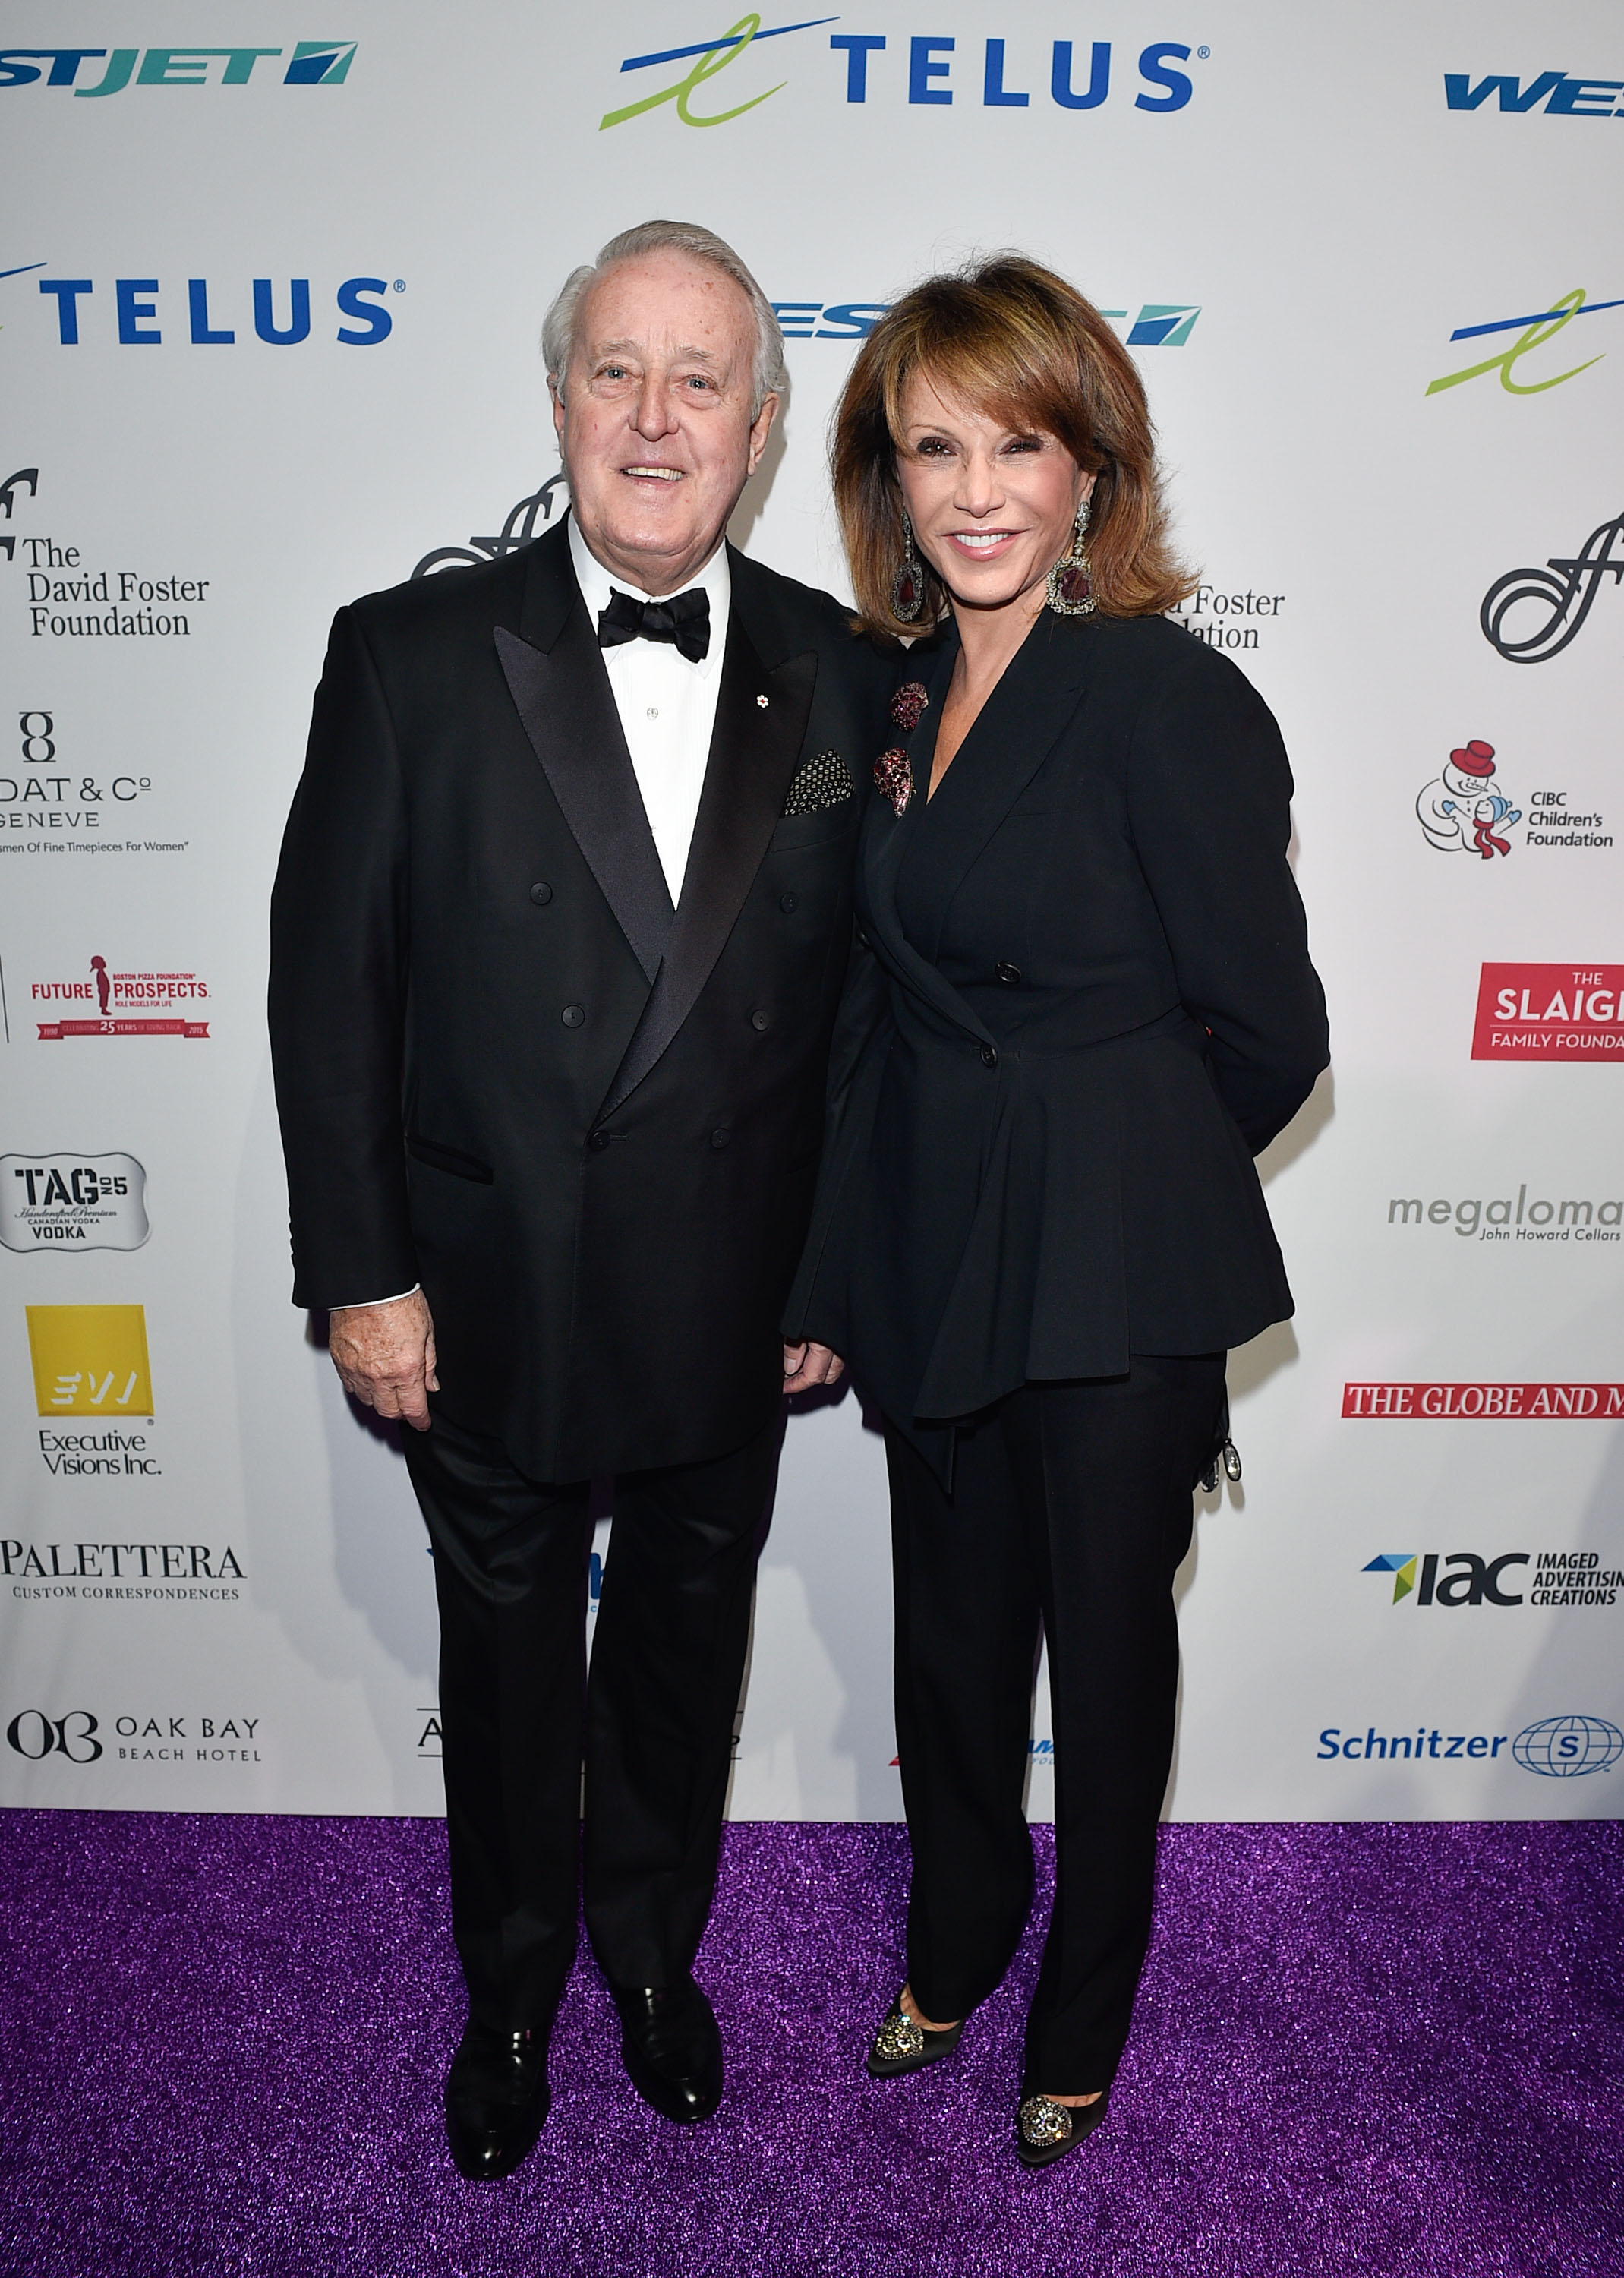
[883, 1353, 1225, 2092]
[404, 1409, 779, 2027]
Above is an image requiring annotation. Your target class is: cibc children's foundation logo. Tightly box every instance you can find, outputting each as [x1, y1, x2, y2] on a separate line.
[1472, 964, 1624, 1059]
[26, 1304, 152, 1417]
[1416, 740, 1519, 857]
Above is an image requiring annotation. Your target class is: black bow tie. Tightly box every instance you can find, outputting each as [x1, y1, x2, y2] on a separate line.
[597, 585, 711, 664]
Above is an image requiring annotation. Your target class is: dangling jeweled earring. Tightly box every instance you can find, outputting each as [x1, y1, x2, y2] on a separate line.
[890, 510, 926, 623]
[1046, 496, 1096, 617]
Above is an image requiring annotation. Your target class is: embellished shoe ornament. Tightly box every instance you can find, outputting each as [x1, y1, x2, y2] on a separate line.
[865, 1993, 964, 2079]
[873, 749, 914, 816]
[1015, 2087, 1111, 2170]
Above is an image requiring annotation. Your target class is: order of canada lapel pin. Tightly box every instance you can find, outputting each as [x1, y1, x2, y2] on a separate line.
[757, 693, 769, 708]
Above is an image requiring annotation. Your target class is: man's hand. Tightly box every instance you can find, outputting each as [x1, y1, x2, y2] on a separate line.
[328, 1289, 438, 1431]
[783, 1340, 845, 1396]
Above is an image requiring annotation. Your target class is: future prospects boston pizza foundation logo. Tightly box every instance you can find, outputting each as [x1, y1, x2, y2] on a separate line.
[31, 954, 208, 1039]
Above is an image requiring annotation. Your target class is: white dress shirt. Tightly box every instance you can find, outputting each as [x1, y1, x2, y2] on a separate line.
[567, 510, 730, 904]
[339, 516, 730, 1312]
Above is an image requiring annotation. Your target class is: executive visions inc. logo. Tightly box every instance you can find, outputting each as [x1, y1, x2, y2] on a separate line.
[600, 17, 1207, 131]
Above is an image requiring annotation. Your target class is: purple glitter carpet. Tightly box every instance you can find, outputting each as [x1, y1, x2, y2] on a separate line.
[1, 1816, 1619, 2277]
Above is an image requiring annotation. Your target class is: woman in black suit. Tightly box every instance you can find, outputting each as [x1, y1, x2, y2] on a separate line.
[783, 256, 1329, 2167]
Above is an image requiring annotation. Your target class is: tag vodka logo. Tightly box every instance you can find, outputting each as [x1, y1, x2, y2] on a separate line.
[0, 43, 355, 94]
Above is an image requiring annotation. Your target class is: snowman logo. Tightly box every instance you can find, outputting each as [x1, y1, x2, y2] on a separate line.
[1416, 740, 1520, 858]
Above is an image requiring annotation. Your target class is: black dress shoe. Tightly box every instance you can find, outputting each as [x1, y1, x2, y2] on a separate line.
[443, 2018, 552, 2182]
[610, 1979, 724, 2123]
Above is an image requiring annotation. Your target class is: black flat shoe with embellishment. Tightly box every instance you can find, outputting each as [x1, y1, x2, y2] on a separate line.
[1015, 2088, 1111, 2169]
[864, 1992, 965, 2078]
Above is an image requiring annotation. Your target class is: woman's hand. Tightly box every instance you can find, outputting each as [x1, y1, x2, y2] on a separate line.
[783, 1340, 845, 1396]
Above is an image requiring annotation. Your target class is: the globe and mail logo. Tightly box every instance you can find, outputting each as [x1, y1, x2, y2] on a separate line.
[1512, 1715, 1622, 1778]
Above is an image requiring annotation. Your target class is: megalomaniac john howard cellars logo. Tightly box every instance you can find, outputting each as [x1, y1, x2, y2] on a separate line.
[1471, 965, 1624, 1059]
[2, 1154, 148, 1250]
[32, 955, 209, 1039]
[1481, 508, 1623, 663]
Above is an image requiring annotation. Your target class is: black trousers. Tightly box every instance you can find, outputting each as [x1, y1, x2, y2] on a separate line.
[403, 1409, 779, 2030]
[884, 1355, 1225, 2094]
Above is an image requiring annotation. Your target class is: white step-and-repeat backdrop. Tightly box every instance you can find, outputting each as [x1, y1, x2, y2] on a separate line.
[4, 1, 1621, 1822]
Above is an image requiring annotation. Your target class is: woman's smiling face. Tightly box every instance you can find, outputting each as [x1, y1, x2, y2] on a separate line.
[894, 371, 1094, 618]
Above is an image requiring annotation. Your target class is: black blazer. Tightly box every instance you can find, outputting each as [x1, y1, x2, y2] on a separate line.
[269, 519, 890, 1480]
[784, 607, 1329, 1450]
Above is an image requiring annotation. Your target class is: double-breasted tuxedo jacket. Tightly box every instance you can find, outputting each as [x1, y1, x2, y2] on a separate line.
[784, 607, 1330, 1451]
[270, 519, 891, 1481]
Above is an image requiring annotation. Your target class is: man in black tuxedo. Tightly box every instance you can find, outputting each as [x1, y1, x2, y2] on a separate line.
[269, 220, 872, 2179]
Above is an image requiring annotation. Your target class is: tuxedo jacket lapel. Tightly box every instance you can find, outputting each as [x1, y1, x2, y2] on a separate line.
[599, 616, 816, 1119]
[494, 535, 673, 986]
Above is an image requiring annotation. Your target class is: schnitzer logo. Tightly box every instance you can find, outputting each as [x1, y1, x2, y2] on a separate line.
[32, 955, 208, 1039]
[1472, 964, 1624, 1058]
[1342, 1382, 1624, 1418]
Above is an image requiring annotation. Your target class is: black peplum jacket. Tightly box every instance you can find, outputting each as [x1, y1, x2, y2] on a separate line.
[784, 605, 1330, 1460]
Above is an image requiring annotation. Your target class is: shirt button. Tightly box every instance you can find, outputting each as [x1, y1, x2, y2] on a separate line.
[751, 1009, 772, 1032]
[646, 706, 659, 720]
[779, 891, 799, 913]
[588, 1130, 610, 1153]
[995, 961, 1021, 985]
[980, 1043, 998, 1068]
[529, 882, 553, 906]
[562, 1004, 585, 1028]
[710, 1128, 731, 1150]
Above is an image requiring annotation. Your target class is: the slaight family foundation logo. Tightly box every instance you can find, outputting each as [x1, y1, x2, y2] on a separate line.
[32, 955, 208, 1039]
[1472, 964, 1624, 1059]
[25, 1304, 152, 1417]
[1416, 740, 1519, 856]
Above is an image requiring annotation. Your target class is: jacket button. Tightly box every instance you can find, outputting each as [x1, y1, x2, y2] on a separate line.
[779, 891, 799, 913]
[710, 1128, 731, 1150]
[980, 1043, 998, 1068]
[561, 1004, 585, 1028]
[588, 1130, 610, 1153]
[751, 1008, 772, 1032]
[529, 882, 553, 906]
[995, 961, 1021, 984]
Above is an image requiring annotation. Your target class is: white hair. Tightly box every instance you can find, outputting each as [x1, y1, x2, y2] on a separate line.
[542, 219, 787, 419]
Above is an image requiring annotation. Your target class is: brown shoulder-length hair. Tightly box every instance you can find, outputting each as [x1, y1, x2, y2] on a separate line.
[832, 254, 1194, 638]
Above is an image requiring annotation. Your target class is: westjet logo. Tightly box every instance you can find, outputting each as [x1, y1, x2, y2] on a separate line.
[1445, 71, 1624, 115]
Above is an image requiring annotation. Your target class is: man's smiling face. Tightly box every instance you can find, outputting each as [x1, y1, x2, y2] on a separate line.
[552, 250, 777, 596]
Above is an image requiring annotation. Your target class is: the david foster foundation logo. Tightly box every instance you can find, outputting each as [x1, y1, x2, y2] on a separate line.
[1361, 1552, 1620, 1608]
[31, 954, 209, 1039]
[1472, 965, 1624, 1059]
[2, 1153, 147, 1249]
[1481, 506, 1623, 664]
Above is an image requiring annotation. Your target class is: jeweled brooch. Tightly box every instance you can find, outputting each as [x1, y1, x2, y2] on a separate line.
[891, 681, 929, 733]
[873, 748, 913, 816]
